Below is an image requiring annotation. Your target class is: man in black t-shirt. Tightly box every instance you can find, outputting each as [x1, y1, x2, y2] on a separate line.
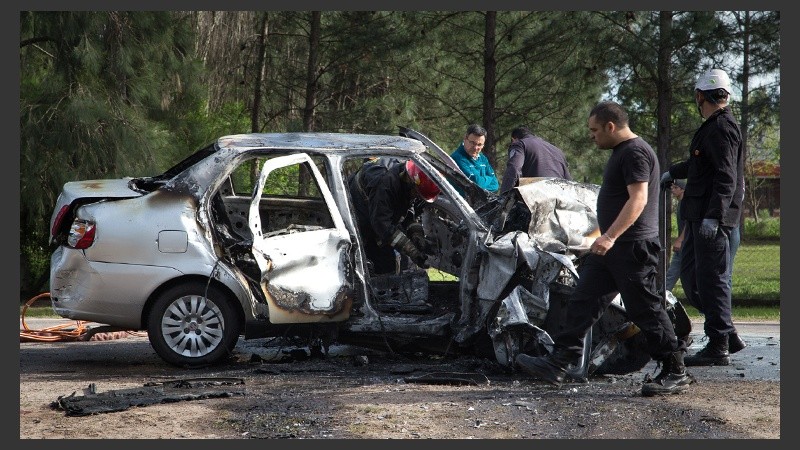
[515, 101, 694, 397]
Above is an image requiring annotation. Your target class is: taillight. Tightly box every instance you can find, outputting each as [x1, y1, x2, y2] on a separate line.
[51, 204, 71, 236]
[68, 220, 96, 249]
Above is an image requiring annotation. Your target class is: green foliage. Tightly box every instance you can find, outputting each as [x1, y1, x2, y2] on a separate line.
[20, 11, 211, 285]
[670, 212, 779, 241]
[20, 13, 208, 178]
[179, 101, 251, 161]
[20, 237, 50, 297]
[602, 11, 726, 170]
[744, 214, 780, 239]
[393, 11, 610, 180]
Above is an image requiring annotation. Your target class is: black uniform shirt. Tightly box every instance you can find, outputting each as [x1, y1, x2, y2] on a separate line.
[350, 159, 414, 246]
[668, 107, 744, 227]
[499, 134, 572, 193]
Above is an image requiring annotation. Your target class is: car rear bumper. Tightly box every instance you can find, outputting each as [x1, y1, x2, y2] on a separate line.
[49, 246, 182, 329]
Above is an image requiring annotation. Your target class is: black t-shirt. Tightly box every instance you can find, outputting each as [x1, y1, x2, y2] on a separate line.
[596, 137, 660, 241]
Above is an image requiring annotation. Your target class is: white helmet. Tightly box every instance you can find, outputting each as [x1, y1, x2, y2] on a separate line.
[695, 69, 732, 94]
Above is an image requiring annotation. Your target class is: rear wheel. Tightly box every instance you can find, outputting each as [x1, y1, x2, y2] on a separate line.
[147, 281, 240, 368]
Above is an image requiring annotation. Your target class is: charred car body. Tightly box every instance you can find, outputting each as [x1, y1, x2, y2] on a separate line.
[48, 128, 690, 379]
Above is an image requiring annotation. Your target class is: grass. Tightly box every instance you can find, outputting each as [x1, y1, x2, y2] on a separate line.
[671, 241, 780, 305]
[682, 304, 779, 322]
[20, 305, 60, 318]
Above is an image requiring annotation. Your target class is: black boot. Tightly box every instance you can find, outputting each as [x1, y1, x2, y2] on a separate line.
[729, 331, 747, 354]
[641, 351, 696, 396]
[685, 334, 730, 366]
[516, 353, 568, 387]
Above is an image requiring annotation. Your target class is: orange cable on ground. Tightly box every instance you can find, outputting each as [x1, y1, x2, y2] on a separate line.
[20, 293, 146, 342]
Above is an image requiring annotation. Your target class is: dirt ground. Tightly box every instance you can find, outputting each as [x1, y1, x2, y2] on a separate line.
[19, 322, 780, 440]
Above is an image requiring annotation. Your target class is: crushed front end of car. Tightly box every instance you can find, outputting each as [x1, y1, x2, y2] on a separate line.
[468, 177, 690, 379]
[399, 129, 691, 380]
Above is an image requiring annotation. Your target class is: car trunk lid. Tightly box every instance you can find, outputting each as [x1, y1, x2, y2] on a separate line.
[49, 178, 143, 243]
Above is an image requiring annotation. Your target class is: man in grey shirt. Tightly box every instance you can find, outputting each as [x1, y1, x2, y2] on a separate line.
[499, 125, 572, 193]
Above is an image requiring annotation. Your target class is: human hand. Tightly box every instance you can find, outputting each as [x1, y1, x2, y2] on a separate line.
[590, 234, 615, 256]
[699, 218, 719, 240]
[660, 172, 673, 189]
[392, 230, 430, 268]
[407, 222, 436, 254]
[405, 244, 430, 268]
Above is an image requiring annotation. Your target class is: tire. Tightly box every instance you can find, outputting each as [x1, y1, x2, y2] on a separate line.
[147, 281, 241, 368]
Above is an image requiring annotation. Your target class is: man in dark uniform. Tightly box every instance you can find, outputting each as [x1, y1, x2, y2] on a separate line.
[348, 157, 439, 275]
[660, 69, 746, 365]
[499, 125, 572, 193]
[515, 101, 693, 397]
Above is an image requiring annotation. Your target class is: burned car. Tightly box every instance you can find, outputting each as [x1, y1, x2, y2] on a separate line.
[48, 128, 690, 379]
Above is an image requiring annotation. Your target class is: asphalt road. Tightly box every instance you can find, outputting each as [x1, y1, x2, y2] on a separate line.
[19, 318, 780, 382]
[657, 319, 780, 382]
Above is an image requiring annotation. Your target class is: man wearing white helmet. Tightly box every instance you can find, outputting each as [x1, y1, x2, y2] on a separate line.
[660, 68, 746, 366]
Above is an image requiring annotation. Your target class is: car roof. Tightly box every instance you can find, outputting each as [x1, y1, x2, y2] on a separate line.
[216, 132, 426, 155]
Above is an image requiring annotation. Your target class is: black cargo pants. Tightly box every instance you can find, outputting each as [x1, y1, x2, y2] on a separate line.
[679, 221, 735, 339]
[553, 238, 686, 364]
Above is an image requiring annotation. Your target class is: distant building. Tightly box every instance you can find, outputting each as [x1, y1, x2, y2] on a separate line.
[747, 160, 780, 217]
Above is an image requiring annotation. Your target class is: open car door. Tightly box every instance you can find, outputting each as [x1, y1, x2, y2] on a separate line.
[248, 153, 354, 323]
[398, 126, 463, 175]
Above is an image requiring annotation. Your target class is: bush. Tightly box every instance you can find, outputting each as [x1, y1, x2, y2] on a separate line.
[743, 215, 780, 241]
[671, 214, 779, 241]
[20, 237, 50, 299]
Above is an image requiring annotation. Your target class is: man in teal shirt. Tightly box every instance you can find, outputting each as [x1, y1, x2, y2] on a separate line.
[450, 124, 499, 192]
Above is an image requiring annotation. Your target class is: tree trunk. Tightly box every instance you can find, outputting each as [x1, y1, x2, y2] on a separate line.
[739, 11, 751, 230]
[655, 11, 675, 284]
[482, 11, 498, 168]
[251, 13, 269, 133]
[299, 11, 321, 196]
[303, 11, 321, 132]
[248, 13, 270, 187]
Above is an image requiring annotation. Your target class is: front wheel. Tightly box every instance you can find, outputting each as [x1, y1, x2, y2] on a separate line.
[147, 281, 241, 368]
